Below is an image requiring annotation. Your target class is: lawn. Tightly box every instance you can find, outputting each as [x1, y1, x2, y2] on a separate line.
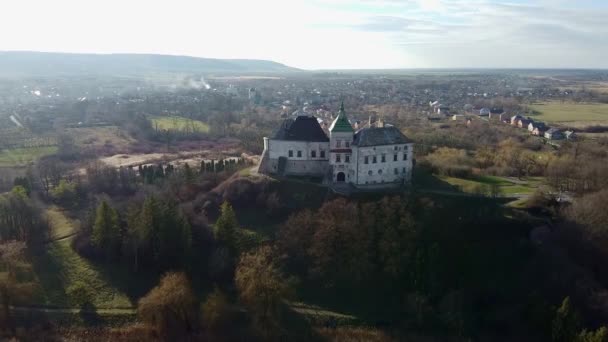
[66, 126, 136, 151]
[0, 146, 58, 167]
[528, 101, 608, 124]
[150, 116, 210, 133]
[47, 206, 79, 240]
[31, 208, 136, 310]
[438, 175, 542, 197]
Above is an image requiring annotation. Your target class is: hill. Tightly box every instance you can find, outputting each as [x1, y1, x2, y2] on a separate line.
[0, 51, 299, 77]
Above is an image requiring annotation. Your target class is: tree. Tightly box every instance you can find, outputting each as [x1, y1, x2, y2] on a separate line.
[0, 241, 36, 332]
[214, 202, 240, 256]
[235, 246, 295, 338]
[91, 200, 121, 260]
[577, 327, 608, 342]
[552, 297, 581, 342]
[138, 272, 197, 338]
[201, 287, 232, 332]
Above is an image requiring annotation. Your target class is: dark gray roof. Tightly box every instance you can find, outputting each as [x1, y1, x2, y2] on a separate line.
[352, 126, 412, 147]
[272, 115, 329, 142]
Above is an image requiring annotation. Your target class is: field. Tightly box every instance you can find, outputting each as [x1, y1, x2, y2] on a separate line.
[438, 175, 543, 196]
[0, 146, 58, 167]
[30, 208, 143, 312]
[66, 126, 136, 153]
[529, 101, 608, 125]
[150, 116, 210, 133]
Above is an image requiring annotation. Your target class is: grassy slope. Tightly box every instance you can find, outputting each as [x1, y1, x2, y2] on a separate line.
[529, 101, 608, 123]
[0, 146, 58, 167]
[437, 175, 543, 196]
[32, 208, 134, 310]
[150, 116, 210, 133]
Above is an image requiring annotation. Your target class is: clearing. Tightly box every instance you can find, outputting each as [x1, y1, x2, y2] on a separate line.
[0, 146, 58, 167]
[66, 126, 136, 153]
[31, 207, 135, 310]
[150, 116, 210, 133]
[528, 102, 608, 126]
[437, 175, 543, 196]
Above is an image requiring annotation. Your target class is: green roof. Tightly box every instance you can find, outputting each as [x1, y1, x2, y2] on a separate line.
[329, 102, 354, 132]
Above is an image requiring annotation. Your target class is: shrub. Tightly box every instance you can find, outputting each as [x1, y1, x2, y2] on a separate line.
[138, 272, 198, 338]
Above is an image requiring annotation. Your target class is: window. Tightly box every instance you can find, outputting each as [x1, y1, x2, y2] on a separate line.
[372, 156, 377, 164]
[378, 169, 383, 175]
[345, 154, 350, 163]
[381, 154, 386, 163]
[311, 150, 316, 158]
[393, 154, 398, 162]
[288, 150, 293, 158]
[394, 146, 398, 151]
[345, 141, 350, 148]
[368, 170, 372, 176]
[320, 150, 326, 158]
[402, 167, 406, 174]
[336, 140, 342, 148]
[364, 156, 369, 164]
[394, 168, 398, 175]
[297, 150, 302, 158]
[336, 154, 341, 162]
[403, 153, 408, 161]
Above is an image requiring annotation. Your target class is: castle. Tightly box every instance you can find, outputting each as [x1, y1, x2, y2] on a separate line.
[258, 103, 414, 189]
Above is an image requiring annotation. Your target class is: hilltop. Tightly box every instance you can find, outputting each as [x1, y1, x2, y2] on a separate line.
[0, 51, 299, 77]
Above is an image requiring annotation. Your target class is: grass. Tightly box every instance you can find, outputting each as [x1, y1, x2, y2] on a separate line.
[32, 208, 134, 310]
[0, 146, 57, 167]
[150, 116, 210, 133]
[437, 175, 542, 197]
[47, 206, 79, 240]
[528, 101, 608, 124]
[66, 126, 135, 151]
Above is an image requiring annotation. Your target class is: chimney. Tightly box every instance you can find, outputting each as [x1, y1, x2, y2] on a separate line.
[377, 118, 384, 128]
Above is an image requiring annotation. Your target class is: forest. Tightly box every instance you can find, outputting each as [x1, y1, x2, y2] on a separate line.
[0, 70, 608, 341]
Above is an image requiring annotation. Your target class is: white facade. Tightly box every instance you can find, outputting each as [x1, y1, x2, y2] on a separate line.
[258, 106, 414, 189]
[328, 131, 355, 183]
[353, 143, 414, 186]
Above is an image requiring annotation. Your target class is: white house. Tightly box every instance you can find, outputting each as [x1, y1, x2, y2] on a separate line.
[258, 103, 414, 188]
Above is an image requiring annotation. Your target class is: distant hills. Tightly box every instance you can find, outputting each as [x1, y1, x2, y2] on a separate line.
[0, 51, 299, 77]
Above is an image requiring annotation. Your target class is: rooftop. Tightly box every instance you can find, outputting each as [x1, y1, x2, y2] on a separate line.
[353, 126, 412, 147]
[329, 102, 354, 133]
[272, 115, 329, 142]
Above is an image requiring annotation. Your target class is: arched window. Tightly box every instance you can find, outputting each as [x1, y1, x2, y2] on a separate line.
[378, 169, 383, 175]
[368, 170, 372, 176]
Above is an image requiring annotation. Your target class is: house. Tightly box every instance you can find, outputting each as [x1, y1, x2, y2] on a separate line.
[479, 108, 491, 116]
[518, 118, 532, 129]
[529, 122, 548, 136]
[452, 114, 466, 121]
[490, 108, 505, 116]
[510, 115, 523, 126]
[565, 130, 577, 140]
[438, 106, 450, 115]
[258, 103, 414, 188]
[544, 128, 565, 140]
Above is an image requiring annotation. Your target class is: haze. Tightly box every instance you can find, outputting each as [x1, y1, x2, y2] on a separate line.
[2, 0, 608, 69]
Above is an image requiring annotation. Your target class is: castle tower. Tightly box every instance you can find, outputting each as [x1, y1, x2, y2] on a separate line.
[328, 102, 354, 183]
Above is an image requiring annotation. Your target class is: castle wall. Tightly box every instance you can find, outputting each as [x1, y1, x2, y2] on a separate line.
[261, 138, 329, 177]
[265, 158, 328, 176]
[354, 143, 413, 186]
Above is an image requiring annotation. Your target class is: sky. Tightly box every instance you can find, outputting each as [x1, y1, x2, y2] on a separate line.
[1, 0, 608, 69]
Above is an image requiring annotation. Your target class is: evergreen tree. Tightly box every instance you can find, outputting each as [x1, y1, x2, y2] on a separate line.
[183, 163, 195, 184]
[214, 201, 240, 256]
[92, 200, 121, 260]
[552, 297, 581, 342]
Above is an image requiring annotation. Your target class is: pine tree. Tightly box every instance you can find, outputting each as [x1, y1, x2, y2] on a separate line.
[552, 297, 581, 342]
[92, 200, 121, 260]
[214, 201, 239, 255]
